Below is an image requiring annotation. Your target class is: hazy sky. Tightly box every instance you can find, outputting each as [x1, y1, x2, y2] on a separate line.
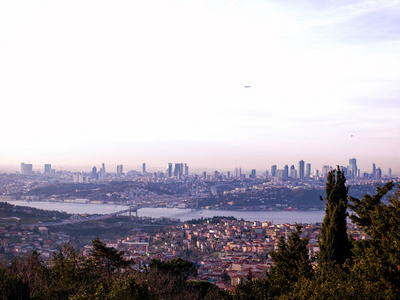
[1, 0, 399, 173]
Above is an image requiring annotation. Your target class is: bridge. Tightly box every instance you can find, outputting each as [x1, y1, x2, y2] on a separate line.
[28, 205, 140, 227]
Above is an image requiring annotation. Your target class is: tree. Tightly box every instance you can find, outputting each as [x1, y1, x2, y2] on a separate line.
[89, 238, 131, 276]
[318, 167, 351, 271]
[348, 181, 400, 298]
[268, 224, 313, 297]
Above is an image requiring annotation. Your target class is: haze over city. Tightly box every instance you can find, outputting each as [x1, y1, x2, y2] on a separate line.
[1, 0, 399, 172]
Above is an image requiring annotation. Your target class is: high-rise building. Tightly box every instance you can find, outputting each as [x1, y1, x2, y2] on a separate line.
[167, 163, 173, 177]
[322, 165, 331, 177]
[185, 164, 189, 176]
[21, 163, 33, 174]
[284, 165, 288, 178]
[376, 167, 382, 179]
[117, 165, 123, 176]
[349, 158, 357, 178]
[299, 160, 305, 180]
[92, 166, 98, 179]
[44, 164, 51, 173]
[235, 168, 239, 178]
[142, 163, 146, 174]
[100, 163, 106, 178]
[389, 168, 392, 177]
[372, 163, 376, 179]
[250, 169, 256, 178]
[271, 165, 277, 177]
[174, 163, 181, 177]
[306, 163, 311, 177]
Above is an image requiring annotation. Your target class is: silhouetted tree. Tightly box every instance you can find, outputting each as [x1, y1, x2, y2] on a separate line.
[349, 181, 400, 298]
[268, 224, 312, 297]
[318, 167, 351, 271]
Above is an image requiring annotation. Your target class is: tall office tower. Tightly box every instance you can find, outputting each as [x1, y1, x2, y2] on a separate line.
[180, 163, 184, 175]
[184, 163, 188, 176]
[117, 165, 123, 176]
[174, 163, 181, 177]
[21, 163, 33, 174]
[290, 165, 295, 178]
[314, 169, 320, 178]
[44, 164, 51, 173]
[306, 163, 311, 178]
[185, 164, 189, 176]
[271, 165, 277, 177]
[276, 169, 284, 178]
[235, 168, 239, 177]
[250, 169, 256, 178]
[92, 166, 97, 179]
[372, 163, 376, 178]
[389, 168, 392, 177]
[167, 163, 172, 177]
[322, 165, 331, 177]
[376, 167, 382, 179]
[299, 160, 305, 180]
[239, 167, 242, 177]
[349, 158, 357, 178]
[100, 163, 106, 178]
[203, 171, 207, 180]
[265, 170, 269, 179]
[227, 171, 230, 178]
[142, 163, 146, 174]
[284, 165, 289, 178]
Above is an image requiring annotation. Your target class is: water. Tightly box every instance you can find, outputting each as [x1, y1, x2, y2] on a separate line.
[2, 200, 325, 224]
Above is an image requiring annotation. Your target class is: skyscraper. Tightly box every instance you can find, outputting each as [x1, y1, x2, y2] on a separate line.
[142, 163, 146, 174]
[271, 165, 277, 177]
[306, 163, 311, 177]
[117, 165, 123, 176]
[299, 160, 305, 180]
[92, 166, 97, 179]
[44, 164, 51, 173]
[372, 163, 376, 179]
[376, 167, 382, 179]
[21, 163, 33, 174]
[284, 165, 288, 178]
[349, 158, 357, 178]
[167, 163, 173, 177]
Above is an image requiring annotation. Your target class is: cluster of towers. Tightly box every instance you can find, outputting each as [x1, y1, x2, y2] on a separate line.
[166, 163, 189, 178]
[270, 160, 310, 180]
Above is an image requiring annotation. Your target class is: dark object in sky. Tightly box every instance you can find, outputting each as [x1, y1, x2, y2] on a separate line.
[351, 135, 354, 137]
[244, 85, 251, 88]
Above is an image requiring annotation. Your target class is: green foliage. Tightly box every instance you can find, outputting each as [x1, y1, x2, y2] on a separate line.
[149, 257, 197, 281]
[234, 278, 270, 300]
[318, 167, 351, 270]
[88, 238, 131, 275]
[0, 267, 30, 300]
[349, 182, 400, 297]
[268, 224, 312, 298]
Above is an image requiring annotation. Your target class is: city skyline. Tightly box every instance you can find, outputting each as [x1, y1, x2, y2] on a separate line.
[6, 157, 395, 177]
[1, 1, 399, 172]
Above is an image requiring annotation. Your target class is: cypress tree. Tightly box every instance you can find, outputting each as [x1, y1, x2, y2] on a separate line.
[318, 166, 351, 270]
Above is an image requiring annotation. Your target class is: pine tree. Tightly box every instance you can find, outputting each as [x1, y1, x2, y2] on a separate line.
[348, 181, 400, 297]
[318, 167, 351, 271]
[268, 224, 312, 297]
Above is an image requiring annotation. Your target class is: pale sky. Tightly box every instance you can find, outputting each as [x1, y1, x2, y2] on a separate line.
[0, 0, 399, 174]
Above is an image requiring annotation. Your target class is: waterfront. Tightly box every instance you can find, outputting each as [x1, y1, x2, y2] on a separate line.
[1, 200, 325, 224]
